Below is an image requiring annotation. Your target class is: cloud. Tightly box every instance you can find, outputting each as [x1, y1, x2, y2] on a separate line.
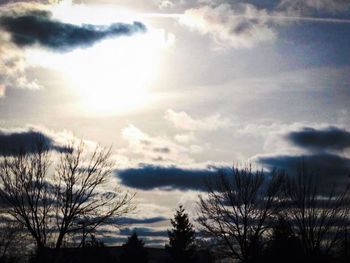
[120, 124, 202, 164]
[0, 0, 60, 5]
[158, 0, 175, 9]
[256, 153, 350, 186]
[179, 1, 350, 49]
[117, 216, 167, 225]
[0, 125, 76, 155]
[278, 0, 350, 14]
[165, 109, 231, 131]
[179, 3, 277, 48]
[254, 125, 350, 189]
[0, 84, 5, 96]
[119, 227, 168, 238]
[153, 147, 171, 153]
[287, 126, 350, 152]
[174, 133, 195, 144]
[116, 164, 227, 191]
[0, 31, 40, 94]
[0, 10, 147, 52]
[0, 2, 147, 94]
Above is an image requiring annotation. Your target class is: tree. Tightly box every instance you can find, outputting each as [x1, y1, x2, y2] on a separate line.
[262, 217, 304, 263]
[53, 141, 135, 249]
[197, 167, 283, 263]
[0, 218, 26, 263]
[0, 139, 135, 251]
[166, 205, 196, 263]
[84, 234, 105, 248]
[120, 232, 148, 263]
[281, 167, 350, 262]
[337, 227, 350, 263]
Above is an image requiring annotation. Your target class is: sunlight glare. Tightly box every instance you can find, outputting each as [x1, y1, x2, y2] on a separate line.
[24, 1, 174, 115]
[26, 29, 172, 115]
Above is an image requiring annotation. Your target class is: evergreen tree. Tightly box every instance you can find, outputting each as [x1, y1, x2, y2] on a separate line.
[120, 232, 148, 263]
[166, 205, 196, 263]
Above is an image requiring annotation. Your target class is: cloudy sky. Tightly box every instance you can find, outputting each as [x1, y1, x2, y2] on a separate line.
[1, 0, 350, 246]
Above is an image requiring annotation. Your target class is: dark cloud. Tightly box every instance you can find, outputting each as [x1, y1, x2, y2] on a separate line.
[0, 128, 70, 156]
[256, 126, 350, 192]
[113, 216, 167, 225]
[153, 147, 171, 154]
[119, 227, 168, 238]
[257, 153, 350, 187]
[116, 165, 228, 191]
[0, 10, 147, 51]
[287, 127, 350, 152]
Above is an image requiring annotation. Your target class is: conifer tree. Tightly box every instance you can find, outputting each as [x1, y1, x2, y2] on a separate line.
[120, 232, 148, 263]
[166, 205, 196, 263]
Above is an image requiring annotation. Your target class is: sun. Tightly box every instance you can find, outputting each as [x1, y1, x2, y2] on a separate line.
[25, 3, 174, 115]
[63, 30, 166, 115]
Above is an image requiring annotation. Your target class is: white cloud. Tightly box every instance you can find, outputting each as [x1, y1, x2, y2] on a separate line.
[179, 3, 277, 49]
[189, 144, 203, 154]
[0, 124, 94, 148]
[165, 109, 231, 131]
[0, 2, 52, 95]
[0, 84, 5, 97]
[0, 33, 41, 96]
[179, 1, 350, 49]
[158, 0, 175, 9]
[121, 124, 196, 164]
[174, 132, 195, 143]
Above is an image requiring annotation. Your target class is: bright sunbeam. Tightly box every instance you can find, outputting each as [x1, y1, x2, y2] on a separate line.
[25, 2, 174, 115]
[27, 30, 169, 115]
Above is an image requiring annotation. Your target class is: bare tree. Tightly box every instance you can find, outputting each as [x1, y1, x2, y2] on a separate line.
[0, 217, 25, 261]
[197, 167, 283, 262]
[0, 140, 135, 251]
[0, 141, 52, 250]
[53, 142, 135, 249]
[282, 166, 350, 260]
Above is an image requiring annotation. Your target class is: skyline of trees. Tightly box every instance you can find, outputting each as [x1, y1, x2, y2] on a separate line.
[0, 140, 349, 262]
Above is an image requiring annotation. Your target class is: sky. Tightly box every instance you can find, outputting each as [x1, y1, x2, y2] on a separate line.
[0, 0, 350, 246]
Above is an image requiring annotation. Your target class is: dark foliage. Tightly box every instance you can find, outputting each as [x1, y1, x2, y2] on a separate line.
[337, 228, 350, 263]
[120, 232, 148, 263]
[262, 217, 304, 263]
[166, 205, 196, 263]
[281, 166, 350, 262]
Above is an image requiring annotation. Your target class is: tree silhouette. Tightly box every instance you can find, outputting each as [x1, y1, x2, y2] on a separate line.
[84, 234, 105, 248]
[166, 205, 196, 263]
[338, 228, 350, 263]
[120, 232, 148, 263]
[281, 166, 350, 262]
[0, 219, 26, 263]
[0, 139, 135, 252]
[262, 217, 304, 263]
[198, 167, 283, 262]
